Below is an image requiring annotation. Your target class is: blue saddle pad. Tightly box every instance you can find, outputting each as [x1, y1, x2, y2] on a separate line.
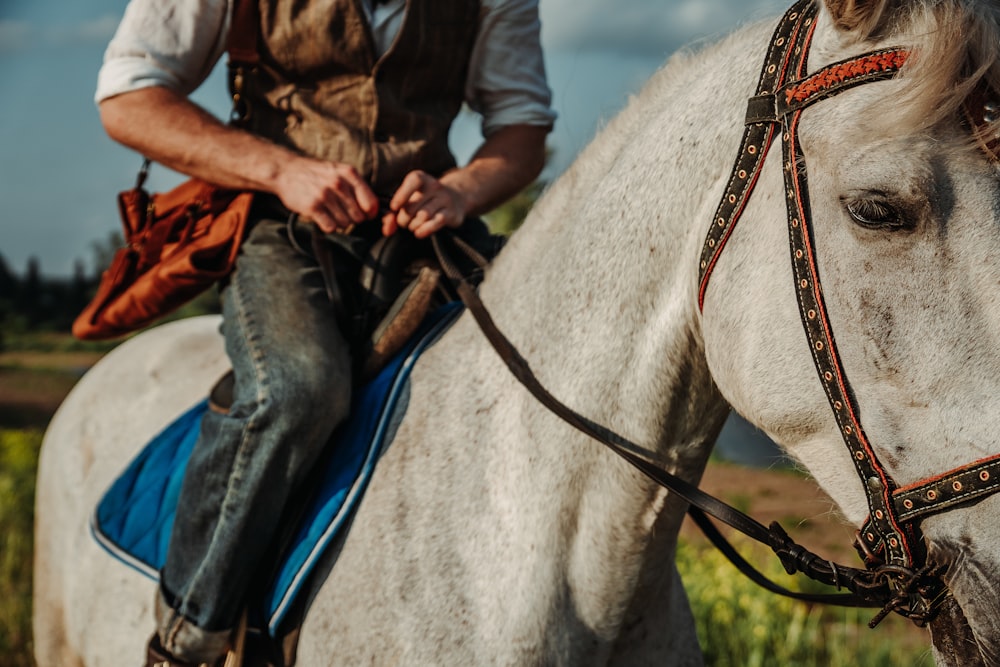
[91, 303, 461, 636]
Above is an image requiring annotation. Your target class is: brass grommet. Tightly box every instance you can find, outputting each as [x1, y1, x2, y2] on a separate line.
[953, 481, 963, 492]
[834, 401, 843, 410]
[792, 218, 799, 228]
[824, 371, 833, 381]
[808, 310, 817, 320]
[855, 451, 865, 461]
[718, 217, 726, 227]
[875, 510, 884, 520]
[767, 64, 777, 74]
[800, 279, 809, 289]
[729, 194, 737, 204]
[708, 239, 716, 248]
[927, 490, 938, 501]
[795, 250, 804, 259]
[748, 145, 757, 154]
[738, 170, 747, 179]
[981, 471, 991, 482]
[815, 341, 824, 351]
[903, 499, 914, 510]
[889, 537, 899, 548]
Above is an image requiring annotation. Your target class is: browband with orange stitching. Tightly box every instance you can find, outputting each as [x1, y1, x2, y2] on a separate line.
[785, 49, 909, 105]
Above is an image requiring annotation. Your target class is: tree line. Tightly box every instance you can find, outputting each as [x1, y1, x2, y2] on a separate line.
[0, 253, 94, 335]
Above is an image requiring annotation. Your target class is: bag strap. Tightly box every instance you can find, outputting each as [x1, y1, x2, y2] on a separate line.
[227, 0, 259, 125]
[227, 0, 259, 67]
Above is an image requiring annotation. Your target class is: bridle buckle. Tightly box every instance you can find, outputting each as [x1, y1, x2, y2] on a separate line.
[867, 563, 947, 628]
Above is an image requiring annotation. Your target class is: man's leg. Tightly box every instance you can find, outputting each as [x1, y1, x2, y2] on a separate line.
[154, 217, 352, 663]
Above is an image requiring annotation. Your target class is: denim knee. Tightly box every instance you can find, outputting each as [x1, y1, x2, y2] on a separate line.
[246, 350, 351, 469]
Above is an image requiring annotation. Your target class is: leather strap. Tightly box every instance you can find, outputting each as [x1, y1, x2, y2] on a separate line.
[431, 231, 887, 610]
[698, 0, 922, 568]
[226, 0, 259, 124]
[227, 0, 259, 66]
[430, 0, 997, 628]
[697, 0, 813, 308]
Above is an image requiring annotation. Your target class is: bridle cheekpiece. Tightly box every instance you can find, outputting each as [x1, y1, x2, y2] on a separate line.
[698, 0, 1000, 625]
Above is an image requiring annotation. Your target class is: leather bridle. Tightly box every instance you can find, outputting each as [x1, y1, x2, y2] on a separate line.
[432, 0, 1000, 629]
[698, 0, 1000, 624]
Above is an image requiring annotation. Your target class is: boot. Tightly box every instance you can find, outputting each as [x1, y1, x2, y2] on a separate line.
[144, 633, 229, 667]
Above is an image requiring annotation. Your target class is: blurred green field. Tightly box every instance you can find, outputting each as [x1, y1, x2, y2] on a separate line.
[677, 537, 932, 666]
[0, 341, 86, 667]
[0, 428, 38, 666]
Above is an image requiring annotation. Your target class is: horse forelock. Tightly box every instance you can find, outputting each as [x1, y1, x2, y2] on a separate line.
[858, 0, 1000, 147]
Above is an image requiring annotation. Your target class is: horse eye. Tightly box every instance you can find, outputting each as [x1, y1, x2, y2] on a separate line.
[844, 198, 910, 230]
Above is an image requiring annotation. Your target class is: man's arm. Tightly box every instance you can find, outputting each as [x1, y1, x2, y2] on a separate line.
[382, 123, 548, 239]
[100, 86, 379, 232]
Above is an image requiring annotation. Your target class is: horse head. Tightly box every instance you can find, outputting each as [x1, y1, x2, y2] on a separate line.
[701, 1, 1000, 663]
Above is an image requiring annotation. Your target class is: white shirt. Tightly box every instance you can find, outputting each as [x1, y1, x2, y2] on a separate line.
[96, 0, 556, 137]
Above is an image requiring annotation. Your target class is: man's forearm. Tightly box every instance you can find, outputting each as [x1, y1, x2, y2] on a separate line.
[440, 124, 549, 217]
[99, 85, 380, 230]
[99, 85, 295, 192]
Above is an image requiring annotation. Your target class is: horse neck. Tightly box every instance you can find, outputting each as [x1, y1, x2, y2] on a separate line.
[466, 22, 769, 628]
[477, 21, 770, 474]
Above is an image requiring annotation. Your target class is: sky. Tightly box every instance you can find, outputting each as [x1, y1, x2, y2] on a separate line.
[0, 0, 790, 279]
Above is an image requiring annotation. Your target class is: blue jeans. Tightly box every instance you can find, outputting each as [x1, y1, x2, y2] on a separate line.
[156, 214, 352, 662]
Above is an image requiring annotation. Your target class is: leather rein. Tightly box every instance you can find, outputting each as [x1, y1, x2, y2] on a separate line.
[433, 0, 1000, 629]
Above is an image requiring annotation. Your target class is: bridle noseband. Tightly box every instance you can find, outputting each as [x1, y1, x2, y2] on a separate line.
[699, 0, 1000, 624]
[433, 0, 1000, 631]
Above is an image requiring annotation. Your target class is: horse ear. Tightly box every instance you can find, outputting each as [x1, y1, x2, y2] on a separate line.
[823, 0, 902, 36]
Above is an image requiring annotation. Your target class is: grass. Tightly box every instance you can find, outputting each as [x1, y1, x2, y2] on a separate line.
[0, 429, 40, 666]
[676, 537, 935, 666]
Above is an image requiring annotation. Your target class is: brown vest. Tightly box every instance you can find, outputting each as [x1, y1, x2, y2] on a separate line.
[239, 0, 480, 197]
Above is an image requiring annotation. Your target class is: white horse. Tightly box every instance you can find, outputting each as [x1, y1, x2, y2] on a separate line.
[35, 0, 1000, 664]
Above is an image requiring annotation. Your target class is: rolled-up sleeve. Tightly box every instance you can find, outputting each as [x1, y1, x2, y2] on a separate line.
[95, 0, 231, 104]
[466, 0, 557, 137]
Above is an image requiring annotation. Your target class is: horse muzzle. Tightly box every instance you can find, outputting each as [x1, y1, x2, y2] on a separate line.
[928, 542, 1000, 667]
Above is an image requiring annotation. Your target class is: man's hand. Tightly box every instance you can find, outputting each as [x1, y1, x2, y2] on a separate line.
[382, 170, 468, 239]
[276, 158, 380, 233]
[381, 124, 548, 239]
[99, 87, 381, 234]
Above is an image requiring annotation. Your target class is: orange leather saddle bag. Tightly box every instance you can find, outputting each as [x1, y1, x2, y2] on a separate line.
[72, 174, 253, 340]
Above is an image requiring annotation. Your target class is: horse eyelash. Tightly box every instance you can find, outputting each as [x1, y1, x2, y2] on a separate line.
[843, 197, 911, 230]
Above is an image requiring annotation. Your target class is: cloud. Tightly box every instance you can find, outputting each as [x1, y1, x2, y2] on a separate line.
[0, 14, 118, 54]
[541, 0, 789, 56]
[0, 20, 33, 53]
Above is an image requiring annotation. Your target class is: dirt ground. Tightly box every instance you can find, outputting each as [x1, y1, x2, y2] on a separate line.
[0, 349, 105, 429]
[686, 460, 860, 563]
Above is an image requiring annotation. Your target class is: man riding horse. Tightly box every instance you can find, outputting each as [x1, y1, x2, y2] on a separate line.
[95, 0, 555, 663]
